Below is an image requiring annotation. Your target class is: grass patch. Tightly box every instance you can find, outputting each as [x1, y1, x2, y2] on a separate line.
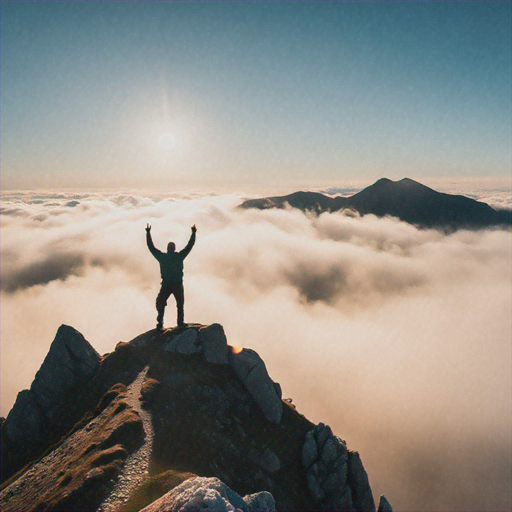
[119, 470, 197, 512]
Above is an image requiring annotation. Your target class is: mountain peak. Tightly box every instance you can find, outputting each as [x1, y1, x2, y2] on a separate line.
[239, 178, 511, 231]
[370, 177, 424, 189]
[1, 324, 391, 512]
[374, 177, 393, 185]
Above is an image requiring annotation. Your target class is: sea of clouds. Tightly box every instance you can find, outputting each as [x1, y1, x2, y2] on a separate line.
[1, 187, 510, 511]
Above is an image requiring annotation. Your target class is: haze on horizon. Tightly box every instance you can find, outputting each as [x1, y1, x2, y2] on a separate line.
[1, 1, 511, 191]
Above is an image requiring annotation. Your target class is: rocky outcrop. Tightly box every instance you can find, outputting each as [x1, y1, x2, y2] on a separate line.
[2, 325, 100, 475]
[159, 324, 229, 364]
[31, 325, 100, 411]
[132, 324, 282, 424]
[302, 422, 387, 511]
[199, 324, 229, 364]
[140, 477, 276, 512]
[378, 495, 393, 512]
[4, 325, 100, 442]
[1, 323, 391, 512]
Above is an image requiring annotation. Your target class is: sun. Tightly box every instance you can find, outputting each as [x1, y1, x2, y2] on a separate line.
[158, 132, 176, 150]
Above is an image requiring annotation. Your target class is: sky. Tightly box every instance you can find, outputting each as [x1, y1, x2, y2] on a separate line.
[1, 1, 511, 191]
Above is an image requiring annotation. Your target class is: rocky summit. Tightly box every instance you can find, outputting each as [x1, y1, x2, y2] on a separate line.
[1, 323, 392, 512]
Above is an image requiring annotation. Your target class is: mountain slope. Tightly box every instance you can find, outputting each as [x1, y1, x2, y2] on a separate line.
[239, 178, 511, 230]
[0, 324, 392, 512]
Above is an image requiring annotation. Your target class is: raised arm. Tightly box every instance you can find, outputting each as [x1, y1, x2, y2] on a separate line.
[180, 225, 197, 259]
[146, 224, 162, 259]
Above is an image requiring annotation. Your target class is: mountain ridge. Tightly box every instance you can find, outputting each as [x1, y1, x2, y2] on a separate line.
[0, 324, 392, 512]
[239, 178, 511, 231]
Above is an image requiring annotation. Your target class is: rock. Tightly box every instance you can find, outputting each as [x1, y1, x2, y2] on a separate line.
[321, 470, 341, 497]
[331, 456, 349, 488]
[244, 368, 282, 423]
[315, 423, 333, 450]
[330, 486, 354, 511]
[229, 348, 282, 423]
[327, 439, 348, 477]
[302, 424, 356, 510]
[302, 431, 318, 469]
[3, 325, 100, 444]
[198, 324, 228, 364]
[243, 491, 277, 511]
[32, 325, 100, 411]
[128, 330, 155, 348]
[2, 390, 45, 445]
[229, 347, 260, 381]
[347, 451, 376, 512]
[164, 328, 201, 355]
[141, 476, 274, 512]
[320, 438, 338, 465]
[378, 495, 393, 512]
[307, 471, 326, 503]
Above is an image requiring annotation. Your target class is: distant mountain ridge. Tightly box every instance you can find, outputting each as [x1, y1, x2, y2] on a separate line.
[239, 178, 511, 230]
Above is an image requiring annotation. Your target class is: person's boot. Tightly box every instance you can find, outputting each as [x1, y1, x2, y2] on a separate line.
[156, 311, 164, 331]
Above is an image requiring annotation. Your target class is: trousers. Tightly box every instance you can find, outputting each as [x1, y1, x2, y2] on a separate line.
[156, 281, 184, 327]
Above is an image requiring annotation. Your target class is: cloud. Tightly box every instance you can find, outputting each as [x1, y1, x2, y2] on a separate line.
[1, 250, 87, 292]
[0, 190, 510, 511]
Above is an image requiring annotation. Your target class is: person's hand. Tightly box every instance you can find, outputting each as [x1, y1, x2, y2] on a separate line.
[146, 223, 151, 233]
[191, 224, 197, 233]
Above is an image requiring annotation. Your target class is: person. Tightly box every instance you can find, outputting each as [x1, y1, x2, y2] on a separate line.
[146, 223, 196, 330]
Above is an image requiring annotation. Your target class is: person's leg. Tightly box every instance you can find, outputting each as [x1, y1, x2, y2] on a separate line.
[156, 282, 173, 329]
[173, 283, 185, 327]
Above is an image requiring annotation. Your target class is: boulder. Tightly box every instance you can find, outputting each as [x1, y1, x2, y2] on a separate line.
[140, 476, 275, 512]
[320, 438, 338, 465]
[198, 324, 228, 364]
[315, 423, 333, 450]
[243, 491, 277, 511]
[302, 430, 318, 469]
[229, 348, 282, 423]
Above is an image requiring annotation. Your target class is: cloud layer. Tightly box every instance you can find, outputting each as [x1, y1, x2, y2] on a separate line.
[1, 190, 510, 512]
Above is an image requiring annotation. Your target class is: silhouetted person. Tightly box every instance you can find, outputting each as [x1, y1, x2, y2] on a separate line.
[146, 223, 196, 330]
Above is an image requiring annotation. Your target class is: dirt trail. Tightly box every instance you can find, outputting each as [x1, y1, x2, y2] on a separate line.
[97, 366, 154, 512]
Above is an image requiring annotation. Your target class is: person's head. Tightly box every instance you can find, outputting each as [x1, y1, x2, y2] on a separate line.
[167, 242, 176, 253]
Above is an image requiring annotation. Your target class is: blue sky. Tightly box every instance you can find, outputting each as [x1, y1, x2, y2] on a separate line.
[1, 1, 511, 190]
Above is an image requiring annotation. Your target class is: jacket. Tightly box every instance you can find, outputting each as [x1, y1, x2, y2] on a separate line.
[147, 231, 195, 283]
